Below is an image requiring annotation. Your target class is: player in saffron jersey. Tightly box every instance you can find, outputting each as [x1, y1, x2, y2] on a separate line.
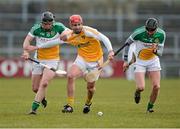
[123, 18, 166, 113]
[22, 11, 68, 115]
[59, 15, 114, 113]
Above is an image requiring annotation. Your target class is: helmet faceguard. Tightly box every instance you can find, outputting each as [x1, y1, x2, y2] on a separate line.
[41, 11, 55, 23]
[145, 18, 158, 32]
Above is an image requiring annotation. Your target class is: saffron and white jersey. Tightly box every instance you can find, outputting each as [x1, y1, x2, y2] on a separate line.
[28, 22, 67, 60]
[66, 26, 112, 62]
[123, 26, 166, 61]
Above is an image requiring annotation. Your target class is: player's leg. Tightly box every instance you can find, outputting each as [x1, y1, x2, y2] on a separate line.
[83, 58, 102, 113]
[147, 70, 160, 112]
[29, 60, 59, 114]
[83, 81, 95, 113]
[30, 68, 56, 114]
[134, 64, 146, 104]
[28, 64, 42, 114]
[146, 58, 161, 113]
[62, 64, 83, 113]
[31, 75, 47, 108]
[134, 72, 145, 104]
[31, 75, 41, 93]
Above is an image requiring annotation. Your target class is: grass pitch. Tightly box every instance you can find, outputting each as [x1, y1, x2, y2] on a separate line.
[0, 78, 180, 128]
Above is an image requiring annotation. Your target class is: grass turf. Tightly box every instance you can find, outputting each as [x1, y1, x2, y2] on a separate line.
[0, 78, 180, 128]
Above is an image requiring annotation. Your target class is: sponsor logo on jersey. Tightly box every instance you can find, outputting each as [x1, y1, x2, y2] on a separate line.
[47, 33, 50, 37]
[143, 43, 153, 47]
[77, 42, 90, 48]
[154, 38, 159, 43]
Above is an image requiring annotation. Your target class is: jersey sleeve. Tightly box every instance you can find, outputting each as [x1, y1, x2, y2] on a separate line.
[123, 37, 134, 61]
[28, 23, 40, 37]
[122, 27, 145, 61]
[122, 28, 140, 61]
[156, 29, 166, 56]
[54, 22, 68, 34]
[158, 29, 166, 45]
[130, 26, 145, 41]
[83, 26, 113, 52]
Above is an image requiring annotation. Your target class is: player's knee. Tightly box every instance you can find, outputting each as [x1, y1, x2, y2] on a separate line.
[41, 80, 49, 88]
[153, 84, 160, 91]
[137, 87, 144, 91]
[32, 85, 38, 93]
[87, 83, 96, 92]
[88, 87, 96, 93]
[32, 88, 38, 93]
[137, 85, 144, 91]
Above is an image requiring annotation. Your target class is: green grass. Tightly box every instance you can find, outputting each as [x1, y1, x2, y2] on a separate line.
[0, 78, 180, 128]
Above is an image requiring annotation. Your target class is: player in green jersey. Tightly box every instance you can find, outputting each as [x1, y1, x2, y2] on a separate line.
[22, 11, 68, 115]
[123, 18, 166, 113]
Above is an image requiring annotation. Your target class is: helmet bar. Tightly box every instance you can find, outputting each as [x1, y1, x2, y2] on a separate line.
[145, 18, 158, 31]
[41, 11, 55, 23]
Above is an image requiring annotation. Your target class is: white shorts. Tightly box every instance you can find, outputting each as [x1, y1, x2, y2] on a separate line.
[134, 57, 161, 73]
[74, 56, 103, 81]
[32, 60, 59, 75]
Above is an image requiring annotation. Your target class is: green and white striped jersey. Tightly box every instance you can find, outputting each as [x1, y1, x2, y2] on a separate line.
[123, 26, 166, 61]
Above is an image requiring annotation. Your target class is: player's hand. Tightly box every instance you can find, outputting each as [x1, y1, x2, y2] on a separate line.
[123, 61, 129, 72]
[151, 43, 158, 53]
[108, 50, 114, 61]
[60, 34, 68, 41]
[21, 51, 29, 60]
[60, 30, 73, 41]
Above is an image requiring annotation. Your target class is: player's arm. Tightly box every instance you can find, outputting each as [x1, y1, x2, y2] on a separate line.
[22, 34, 35, 59]
[153, 31, 166, 56]
[123, 36, 134, 62]
[37, 32, 69, 49]
[23, 25, 39, 52]
[60, 29, 73, 41]
[84, 27, 114, 60]
[123, 52, 136, 72]
[122, 36, 135, 72]
[37, 29, 71, 49]
[97, 32, 114, 60]
[38, 38, 65, 48]
[123, 27, 144, 62]
[23, 35, 37, 50]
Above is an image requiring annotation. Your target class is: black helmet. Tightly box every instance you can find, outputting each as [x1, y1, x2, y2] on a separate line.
[145, 18, 158, 31]
[41, 11, 55, 22]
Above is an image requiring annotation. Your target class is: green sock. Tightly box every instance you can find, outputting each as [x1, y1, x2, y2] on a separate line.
[32, 101, 40, 111]
[147, 102, 154, 110]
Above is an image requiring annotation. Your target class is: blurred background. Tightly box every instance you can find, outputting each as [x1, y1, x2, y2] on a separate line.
[0, 0, 180, 78]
